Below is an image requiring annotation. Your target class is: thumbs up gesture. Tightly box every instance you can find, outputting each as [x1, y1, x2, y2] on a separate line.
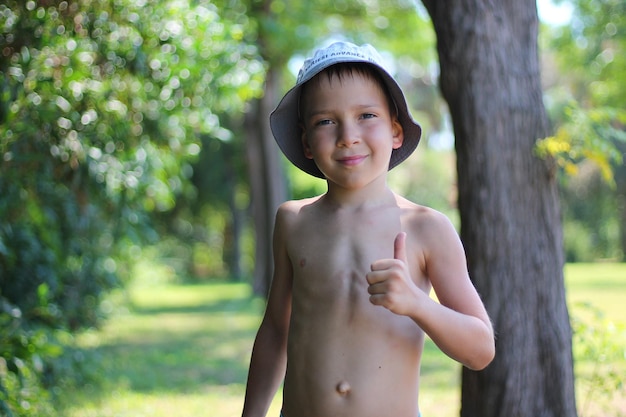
[366, 232, 420, 316]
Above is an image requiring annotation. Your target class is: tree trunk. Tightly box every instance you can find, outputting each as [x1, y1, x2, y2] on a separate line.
[421, 1, 577, 416]
[245, 66, 287, 296]
[226, 157, 244, 281]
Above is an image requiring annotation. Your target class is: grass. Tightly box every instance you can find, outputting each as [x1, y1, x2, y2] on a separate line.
[60, 263, 626, 417]
[565, 262, 625, 322]
[565, 263, 626, 417]
[60, 282, 268, 417]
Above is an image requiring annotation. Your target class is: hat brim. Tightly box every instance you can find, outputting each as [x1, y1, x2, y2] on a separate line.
[270, 61, 421, 179]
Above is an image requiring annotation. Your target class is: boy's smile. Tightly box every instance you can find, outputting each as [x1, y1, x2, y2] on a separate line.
[336, 154, 368, 166]
[300, 71, 404, 189]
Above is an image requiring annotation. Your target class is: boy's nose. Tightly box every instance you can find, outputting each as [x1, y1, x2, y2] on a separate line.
[336, 122, 360, 147]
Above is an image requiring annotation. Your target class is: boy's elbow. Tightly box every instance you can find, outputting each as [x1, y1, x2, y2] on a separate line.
[466, 337, 495, 371]
[469, 347, 495, 371]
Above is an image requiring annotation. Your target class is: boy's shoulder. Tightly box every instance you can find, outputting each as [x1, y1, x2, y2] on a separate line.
[275, 196, 322, 224]
[395, 194, 443, 217]
[394, 194, 457, 233]
[278, 196, 321, 213]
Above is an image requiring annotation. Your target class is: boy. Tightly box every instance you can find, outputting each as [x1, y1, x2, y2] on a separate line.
[241, 41, 494, 417]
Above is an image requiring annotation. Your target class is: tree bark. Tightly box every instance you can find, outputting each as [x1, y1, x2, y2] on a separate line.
[245, 65, 287, 296]
[420, 1, 577, 416]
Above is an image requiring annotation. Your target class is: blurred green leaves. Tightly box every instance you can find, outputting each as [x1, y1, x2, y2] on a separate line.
[541, 0, 625, 182]
[540, 0, 626, 261]
[0, 0, 264, 415]
[536, 103, 626, 184]
[0, 0, 266, 310]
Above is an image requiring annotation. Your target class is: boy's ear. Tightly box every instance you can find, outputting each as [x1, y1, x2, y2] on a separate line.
[301, 125, 314, 159]
[392, 118, 404, 150]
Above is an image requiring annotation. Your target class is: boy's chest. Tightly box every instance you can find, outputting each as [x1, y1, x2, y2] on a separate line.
[288, 212, 402, 280]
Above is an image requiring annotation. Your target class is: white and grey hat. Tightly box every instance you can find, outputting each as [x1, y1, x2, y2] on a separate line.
[269, 41, 422, 178]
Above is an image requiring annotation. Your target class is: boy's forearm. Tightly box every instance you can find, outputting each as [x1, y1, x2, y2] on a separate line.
[242, 323, 288, 417]
[410, 297, 495, 370]
[433, 316, 494, 370]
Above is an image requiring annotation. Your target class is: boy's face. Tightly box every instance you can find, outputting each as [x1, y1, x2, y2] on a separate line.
[299, 70, 404, 188]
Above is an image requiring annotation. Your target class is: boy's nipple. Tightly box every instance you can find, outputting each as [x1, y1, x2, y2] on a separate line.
[336, 380, 351, 396]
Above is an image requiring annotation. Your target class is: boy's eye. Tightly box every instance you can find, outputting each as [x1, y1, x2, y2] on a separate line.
[314, 119, 333, 126]
[360, 113, 376, 120]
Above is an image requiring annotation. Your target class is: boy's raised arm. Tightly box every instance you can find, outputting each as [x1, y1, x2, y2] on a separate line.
[413, 211, 495, 370]
[367, 209, 494, 370]
[241, 206, 293, 417]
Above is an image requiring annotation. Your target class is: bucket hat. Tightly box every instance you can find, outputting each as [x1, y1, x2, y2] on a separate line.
[269, 41, 422, 178]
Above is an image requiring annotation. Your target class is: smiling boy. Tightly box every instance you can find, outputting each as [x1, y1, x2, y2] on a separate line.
[241, 42, 495, 417]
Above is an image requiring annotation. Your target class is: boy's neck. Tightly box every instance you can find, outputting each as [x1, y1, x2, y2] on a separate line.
[321, 178, 396, 211]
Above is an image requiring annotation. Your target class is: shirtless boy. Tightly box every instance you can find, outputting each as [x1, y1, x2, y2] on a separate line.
[241, 42, 495, 417]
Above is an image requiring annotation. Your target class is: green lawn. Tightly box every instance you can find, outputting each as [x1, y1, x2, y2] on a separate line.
[565, 262, 625, 322]
[60, 263, 625, 417]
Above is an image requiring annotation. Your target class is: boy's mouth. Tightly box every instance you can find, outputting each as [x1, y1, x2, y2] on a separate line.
[337, 155, 367, 166]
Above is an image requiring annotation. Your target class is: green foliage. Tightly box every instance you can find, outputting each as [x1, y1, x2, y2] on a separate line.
[542, 0, 626, 176]
[571, 301, 625, 417]
[536, 103, 626, 183]
[559, 162, 623, 262]
[541, 0, 626, 261]
[551, 0, 625, 107]
[562, 220, 595, 262]
[0, 0, 264, 414]
[0, 289, 64, 417]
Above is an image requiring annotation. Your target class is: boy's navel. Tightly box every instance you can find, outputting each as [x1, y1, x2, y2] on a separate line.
[336, 380, 351, 396]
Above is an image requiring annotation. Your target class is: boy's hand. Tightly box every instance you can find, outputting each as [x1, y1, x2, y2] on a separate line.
[366, 232, 420, 316]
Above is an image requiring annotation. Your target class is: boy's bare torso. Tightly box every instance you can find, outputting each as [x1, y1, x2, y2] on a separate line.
[280, 193, 430, 417]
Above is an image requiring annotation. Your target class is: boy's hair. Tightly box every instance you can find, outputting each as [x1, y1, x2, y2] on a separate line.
[299, 62, 398, 124]
[270, 42, 422, 179]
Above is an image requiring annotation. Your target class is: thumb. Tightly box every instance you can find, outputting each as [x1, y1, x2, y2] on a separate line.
[394, 232, 407, 263]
